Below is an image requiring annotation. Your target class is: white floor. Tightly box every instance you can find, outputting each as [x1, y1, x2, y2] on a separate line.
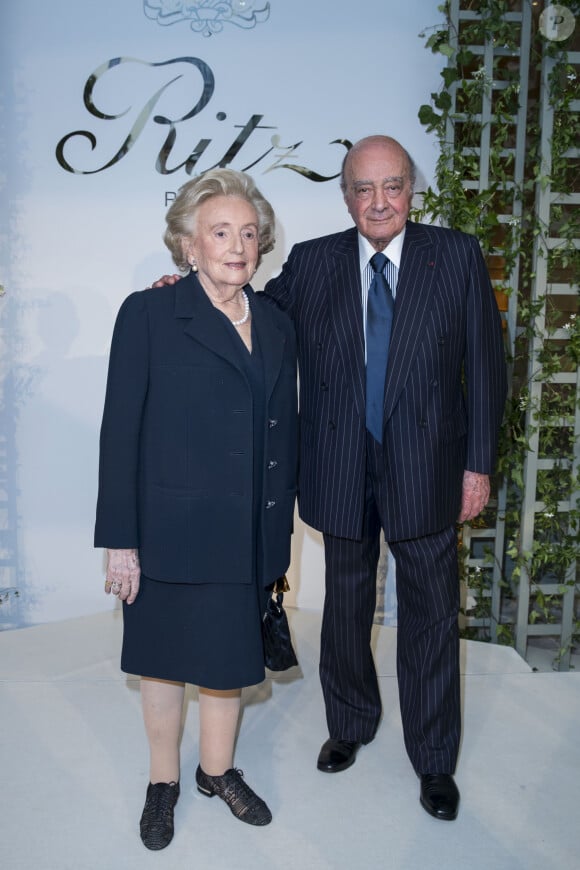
[1, 607, 578, 870]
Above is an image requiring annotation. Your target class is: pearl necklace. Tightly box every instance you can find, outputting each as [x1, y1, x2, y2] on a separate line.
[230, 290, 250, 327]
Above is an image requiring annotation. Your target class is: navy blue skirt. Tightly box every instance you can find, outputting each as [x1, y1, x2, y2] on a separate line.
[121, 575, 267, 689]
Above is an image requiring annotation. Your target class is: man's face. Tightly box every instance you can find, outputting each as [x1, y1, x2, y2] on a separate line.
[343, 140, 413, 252]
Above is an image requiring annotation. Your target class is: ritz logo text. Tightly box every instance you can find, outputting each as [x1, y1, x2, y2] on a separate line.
[56, 56, 350, 193]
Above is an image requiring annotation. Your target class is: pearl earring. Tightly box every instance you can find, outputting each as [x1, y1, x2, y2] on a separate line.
[190, 259, 198, 273]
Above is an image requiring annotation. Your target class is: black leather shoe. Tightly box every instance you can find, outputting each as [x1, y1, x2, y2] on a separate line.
[419, 774, 459, 821]
[317, 738, 360, 773]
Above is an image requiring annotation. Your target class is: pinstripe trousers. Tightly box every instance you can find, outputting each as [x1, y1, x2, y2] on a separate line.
[320, 435, 461, 775]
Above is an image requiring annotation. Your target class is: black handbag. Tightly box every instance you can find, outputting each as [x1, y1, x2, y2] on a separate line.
[262, 576, 298, 671]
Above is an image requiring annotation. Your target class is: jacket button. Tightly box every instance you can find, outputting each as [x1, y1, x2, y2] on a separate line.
[268, 419, 278, 428]
[419, 419, 427, 427]
[268, 460, 278, 469]
[265, 500, 276, 509]
[321, 381, 328, 391]
[328, 420, 336, 430]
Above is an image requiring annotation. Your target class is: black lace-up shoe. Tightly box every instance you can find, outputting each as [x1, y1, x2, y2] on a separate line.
[195, 765, 272, 826]
[139, 781, 180, 850]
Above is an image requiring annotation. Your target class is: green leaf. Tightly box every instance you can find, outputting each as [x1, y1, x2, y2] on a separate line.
[418, 105, 440, 126]
[438, 43, 455, 58]
[434, 91, 453, 111]
[442, 67, 459, 88]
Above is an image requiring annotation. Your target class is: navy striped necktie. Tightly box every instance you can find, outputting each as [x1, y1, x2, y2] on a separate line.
[366, 252, 394, 443]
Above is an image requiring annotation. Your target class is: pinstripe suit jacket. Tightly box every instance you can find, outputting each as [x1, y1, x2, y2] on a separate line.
[265, 221, 507, 542]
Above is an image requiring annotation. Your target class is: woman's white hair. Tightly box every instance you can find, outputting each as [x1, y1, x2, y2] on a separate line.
[164, 168, 276, 271]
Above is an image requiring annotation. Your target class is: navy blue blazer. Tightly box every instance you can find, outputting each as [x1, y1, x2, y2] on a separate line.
[95, 273, 298, 586]
[265, 221, 507, 542]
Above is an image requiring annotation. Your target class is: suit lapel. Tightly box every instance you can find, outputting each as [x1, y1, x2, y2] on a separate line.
[175, 272, 246, 372]
[327, 229, 366, 421]
[175, 274, 285, 396]
[384, 222, 438, 421]
[248, 291, 285, 402]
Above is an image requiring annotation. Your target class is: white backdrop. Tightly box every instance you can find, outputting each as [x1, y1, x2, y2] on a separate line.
[0, 0, 444, 627]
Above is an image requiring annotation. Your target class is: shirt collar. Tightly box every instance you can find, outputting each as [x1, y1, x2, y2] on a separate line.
[358, 226, 406, 271]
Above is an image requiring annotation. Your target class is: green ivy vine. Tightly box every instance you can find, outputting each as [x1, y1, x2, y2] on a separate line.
[414, 0, 580, 665]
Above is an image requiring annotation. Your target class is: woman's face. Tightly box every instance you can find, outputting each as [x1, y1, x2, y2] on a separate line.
[185, 195, 260, 298]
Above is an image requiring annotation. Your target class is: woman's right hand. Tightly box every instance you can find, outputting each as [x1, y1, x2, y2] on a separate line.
[104, 548, 141, 604]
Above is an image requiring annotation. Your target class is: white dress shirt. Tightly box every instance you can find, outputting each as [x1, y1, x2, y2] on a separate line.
[359, 227, 405, 358]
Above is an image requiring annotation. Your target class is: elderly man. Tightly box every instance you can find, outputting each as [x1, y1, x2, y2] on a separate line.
[265, 135, 506, 820]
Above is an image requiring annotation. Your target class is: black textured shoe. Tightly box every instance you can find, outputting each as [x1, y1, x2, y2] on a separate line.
[317, 738, 360, 773]
[420, 774, 460, 821]
[195, 765, 272, 826]
[139, 781, 180, 850]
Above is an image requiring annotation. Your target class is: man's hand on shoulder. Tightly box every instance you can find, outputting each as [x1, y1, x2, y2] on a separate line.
[458, 470, 490, 523]
[148, 274, 181, 289]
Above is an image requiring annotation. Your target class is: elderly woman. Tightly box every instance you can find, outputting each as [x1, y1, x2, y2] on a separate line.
[95, 169, 297, 850]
